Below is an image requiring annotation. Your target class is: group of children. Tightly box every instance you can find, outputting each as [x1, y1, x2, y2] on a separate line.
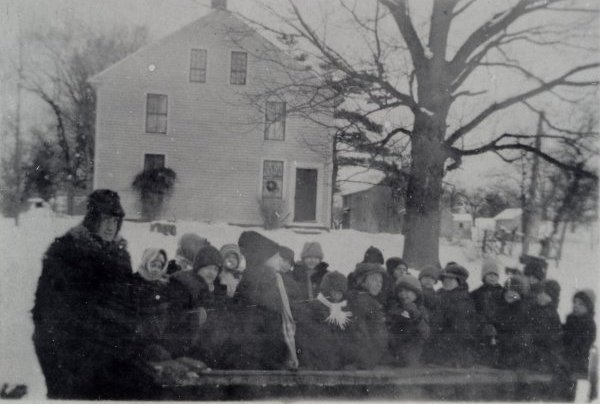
[132, 231, 596, 377]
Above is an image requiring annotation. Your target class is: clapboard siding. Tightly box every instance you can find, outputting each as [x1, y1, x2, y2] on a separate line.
[93, 9, 333, 226]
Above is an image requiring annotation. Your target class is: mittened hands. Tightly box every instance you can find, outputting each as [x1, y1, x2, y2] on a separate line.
[403, 302, 420, 319]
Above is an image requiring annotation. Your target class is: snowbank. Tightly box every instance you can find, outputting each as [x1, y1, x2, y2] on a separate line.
[0, 213, 597, 399]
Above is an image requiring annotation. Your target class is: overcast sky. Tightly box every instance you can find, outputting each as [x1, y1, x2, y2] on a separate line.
[1, 0, 598, 190]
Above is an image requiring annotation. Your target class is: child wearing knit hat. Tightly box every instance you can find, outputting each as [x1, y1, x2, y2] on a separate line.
[294, 272, 354, 370]
[563, 289, 596, 374]
[291, 241, 329, 301]
[387, 274, 430, 367]
[470, 259, 503, 366]
[527, 279, 564, 373]
[346, 263, 391, 369]
[495, 274, 533, 369]
[425, 263, 477, 367]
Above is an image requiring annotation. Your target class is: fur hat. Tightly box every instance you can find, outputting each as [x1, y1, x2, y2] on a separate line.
[504, 274, 529, 297]
[177, 233, 209, 263]
[193, 245, 223, 271]
[82, 189, 125, 233]
[301, 241, 323, 260]
[279, 245, 295, 264]
[440, 263, 469, 284]
[363, 246, 384, 265]
[320, 271, 348, 297]
[574, 289, 596, 315]
[395, 274, 422, 298]
[419, 265, 440, 282]
[386, 257, 407, 275]
[541, 279, 560, 306]
[353, 262, 385, 284]
[523, 259, 547, 282]
[238, 231, 279, 267]
[481, 259, 500, 281]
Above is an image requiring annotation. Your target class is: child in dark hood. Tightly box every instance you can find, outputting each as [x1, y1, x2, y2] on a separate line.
[163, 247, 222, 357]
[527, 279, 565, 373]
[563, 289, 596, 374]
[426, 263, 477, 367]
[231, 231, 301, 370]
[294, 271, 354, 370]
[166, 233, 210, 275]
[471, 259, 503, 366]
[387, 274, 430, 367]
[291, 241, 329, 301]
[346, 263, 390, 369]
[496, 274, 533, 369]
[349, 246, 394, 309]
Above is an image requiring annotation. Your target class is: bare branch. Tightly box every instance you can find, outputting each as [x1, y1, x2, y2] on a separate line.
[446, 62, 600, 145]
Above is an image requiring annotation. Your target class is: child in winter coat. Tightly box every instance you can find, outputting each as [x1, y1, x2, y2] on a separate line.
[386, 257, 408, 284]
[528, 279, 565, 373]
[426, 263, 477, 367]
[291, 242, 329, 301]
[419, 265, 440, 315]
[294, 271, 354, 370]
[495, 274, 532, 369]
[166, 233, 210, 275]
[346, 263, 390, 369]
[470, 259, 503, 366]
[164, 246, 222, 359]
[387, 274, 430, 367]
[349, 246, 394, 309]
[132, 248, 172, 361]
[563, 289, 596, 374]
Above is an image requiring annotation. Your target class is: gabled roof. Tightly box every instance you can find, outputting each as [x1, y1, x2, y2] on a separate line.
[494, 208, 522, 221]
[90, 9, 310, 84]
[338, 166, 386, 196]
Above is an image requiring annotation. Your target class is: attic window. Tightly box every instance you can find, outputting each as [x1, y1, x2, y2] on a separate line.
[190, 49, 207, 83]
[230, 51, 247, 85]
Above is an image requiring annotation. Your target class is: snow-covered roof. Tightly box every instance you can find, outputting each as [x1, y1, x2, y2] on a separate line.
[452, 213, 472, 222]
[475, 218, 496, 229]
[494, 208, 522, 221]
[337, 166, 386, 196]
[27, 197, 45, 203]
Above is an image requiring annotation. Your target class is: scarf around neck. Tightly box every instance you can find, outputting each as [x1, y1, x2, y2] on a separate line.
[317, 293, 353, 330]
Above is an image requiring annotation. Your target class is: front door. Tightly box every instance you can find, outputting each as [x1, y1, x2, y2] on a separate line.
[294, 168, 318, 222]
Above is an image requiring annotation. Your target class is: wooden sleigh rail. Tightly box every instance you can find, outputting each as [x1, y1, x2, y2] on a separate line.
[144, 362, 572, 401]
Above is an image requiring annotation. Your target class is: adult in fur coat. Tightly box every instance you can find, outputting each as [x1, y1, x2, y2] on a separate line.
[32, 190, 151, 400]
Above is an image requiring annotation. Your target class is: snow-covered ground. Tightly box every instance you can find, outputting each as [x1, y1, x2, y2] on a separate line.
[1, 212, 598, 399]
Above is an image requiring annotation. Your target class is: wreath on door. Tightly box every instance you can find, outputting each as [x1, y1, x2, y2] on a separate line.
[266, 180, 279, 192]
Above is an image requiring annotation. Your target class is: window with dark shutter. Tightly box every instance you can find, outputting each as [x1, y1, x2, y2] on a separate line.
[230, 51, 247, 85]
[146, 94, 168, 134]
[265, 101, 286, 140]
[144, 154, 165, 170]
[190, 49, 207, 83]
[263, 160, 284, 199]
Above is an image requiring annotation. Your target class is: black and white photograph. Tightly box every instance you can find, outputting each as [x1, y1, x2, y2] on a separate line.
[0, 0, 598, 401]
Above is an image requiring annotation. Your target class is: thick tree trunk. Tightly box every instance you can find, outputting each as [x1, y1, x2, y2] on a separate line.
[402, 115, 446, 268]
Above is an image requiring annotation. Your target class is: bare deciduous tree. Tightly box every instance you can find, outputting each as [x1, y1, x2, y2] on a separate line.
[235, 0, 599, 266]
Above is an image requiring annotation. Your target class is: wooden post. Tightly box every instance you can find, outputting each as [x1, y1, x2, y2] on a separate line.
[13, 37, 23, 226]
[522, 112, 544, 254]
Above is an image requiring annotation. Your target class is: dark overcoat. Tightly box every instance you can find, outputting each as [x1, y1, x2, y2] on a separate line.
[32, 225, 149, 400]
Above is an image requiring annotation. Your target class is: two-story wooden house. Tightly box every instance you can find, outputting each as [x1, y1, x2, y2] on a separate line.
[90, 0, 333, 227]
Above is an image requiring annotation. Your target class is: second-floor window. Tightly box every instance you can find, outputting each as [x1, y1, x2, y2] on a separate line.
[144, 153, 165, 170]
[265, 101, 286, 140]
[146, 94, 168, 134]
[190, 49, 207, 83]
[230, 51, 247, 85]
